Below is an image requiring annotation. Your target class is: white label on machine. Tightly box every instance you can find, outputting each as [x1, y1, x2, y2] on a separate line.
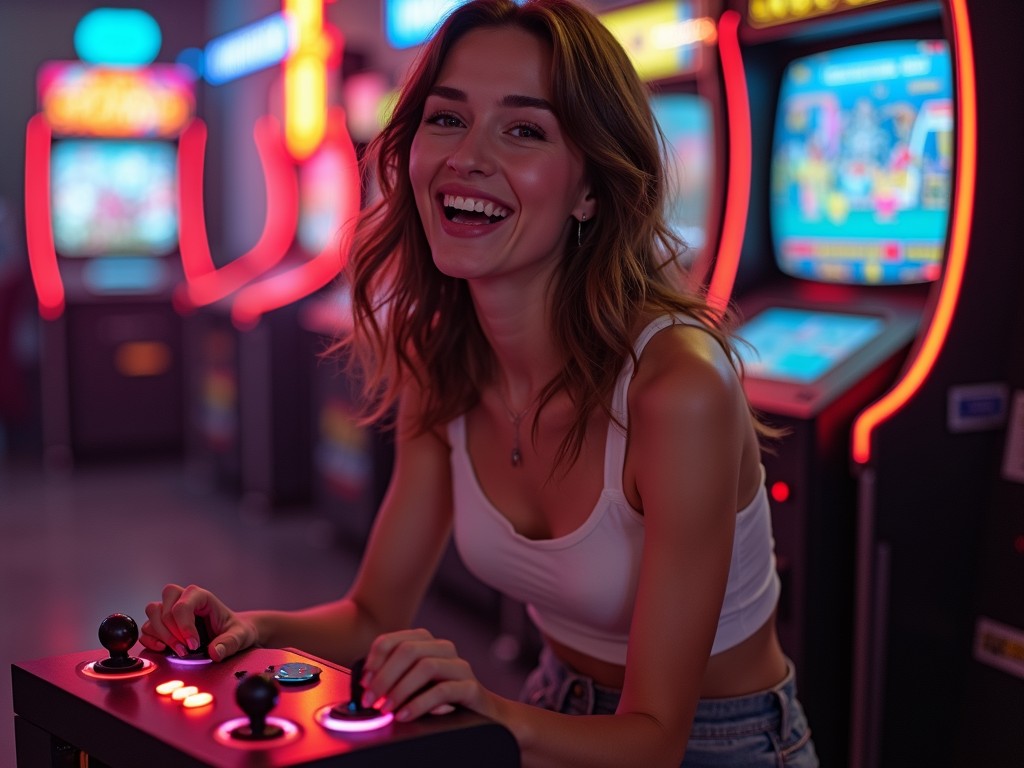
[974, 616, 1024, 681]
[1001, 390, 1024, 483]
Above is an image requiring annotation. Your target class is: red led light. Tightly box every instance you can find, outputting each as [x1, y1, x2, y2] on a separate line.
[770, 481, 791, 504]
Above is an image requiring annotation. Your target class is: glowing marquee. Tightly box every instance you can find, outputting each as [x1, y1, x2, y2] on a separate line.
[599, 1, 717, 82]
[747, 0, 892, 29]
[38, 62, 195, 138]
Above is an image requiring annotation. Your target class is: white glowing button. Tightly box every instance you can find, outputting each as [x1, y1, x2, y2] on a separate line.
[172, 685, 200, 701]
[183, 691, 214, 708]
[156, 680, 186, 695]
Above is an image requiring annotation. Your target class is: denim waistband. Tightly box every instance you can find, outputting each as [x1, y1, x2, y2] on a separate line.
[525, 645, 802, 738]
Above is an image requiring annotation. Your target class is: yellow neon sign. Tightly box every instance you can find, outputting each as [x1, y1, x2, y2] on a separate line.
[283, 0, 331, 160]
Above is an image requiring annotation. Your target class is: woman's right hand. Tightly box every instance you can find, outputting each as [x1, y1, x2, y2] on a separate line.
[140, 583, 258, 662]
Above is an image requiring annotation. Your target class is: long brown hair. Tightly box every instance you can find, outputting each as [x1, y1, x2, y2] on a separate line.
[336, 0, 754, 468]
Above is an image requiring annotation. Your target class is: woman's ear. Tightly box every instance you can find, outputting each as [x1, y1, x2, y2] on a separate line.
[575, 191, 597, 224]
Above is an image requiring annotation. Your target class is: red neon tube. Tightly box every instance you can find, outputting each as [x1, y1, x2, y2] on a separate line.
[230, 109, 360, 329]
[706, 10, 750, 315]
[851, 0, 977, 465]
[176, 114, 299, 310]
[177, 118, 214, 283]
[24, 114, 63, 320]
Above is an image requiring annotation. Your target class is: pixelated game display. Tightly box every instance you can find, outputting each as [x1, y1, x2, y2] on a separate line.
[770, 39, 953, 285]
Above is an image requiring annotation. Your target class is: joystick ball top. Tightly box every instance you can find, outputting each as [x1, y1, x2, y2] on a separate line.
[236, 674, 279, 720]
[98, 613, 139, 655]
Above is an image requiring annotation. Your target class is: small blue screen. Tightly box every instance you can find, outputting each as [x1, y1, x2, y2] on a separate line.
[736, 307, 885, 383]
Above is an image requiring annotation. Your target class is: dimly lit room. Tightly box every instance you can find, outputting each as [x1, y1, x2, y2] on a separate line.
[1, 1, 1021, 766]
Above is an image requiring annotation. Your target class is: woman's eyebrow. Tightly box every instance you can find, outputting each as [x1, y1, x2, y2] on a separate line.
[428, 85, 554, 113]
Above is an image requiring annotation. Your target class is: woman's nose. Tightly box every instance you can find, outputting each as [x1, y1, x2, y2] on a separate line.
[445, 127, 495, 176]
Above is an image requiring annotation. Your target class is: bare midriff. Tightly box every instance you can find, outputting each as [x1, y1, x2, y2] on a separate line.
[543, 612, 788, 698]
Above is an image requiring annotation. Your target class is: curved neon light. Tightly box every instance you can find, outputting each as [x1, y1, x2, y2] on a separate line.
[177, 118, 214, 282]
[851, 0, 976, 465]
[24, 114, 64, 320]
[230, 108, 360, 329]
[706, 10, 750, 315]
[176, 114, 299, 310]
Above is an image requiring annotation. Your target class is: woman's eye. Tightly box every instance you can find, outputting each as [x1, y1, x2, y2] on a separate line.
[510, 123, 546, 140]
[425, 111, 462, 128]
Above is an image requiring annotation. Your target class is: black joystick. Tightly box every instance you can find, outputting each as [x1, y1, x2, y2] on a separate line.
[231, 674, 284, 741]
[327, 658, 386, 723]
[94, 613, 144, 674]
[186, 616, 213, 659]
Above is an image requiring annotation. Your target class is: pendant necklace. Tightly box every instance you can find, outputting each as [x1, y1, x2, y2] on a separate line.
[496, 390, 539, 468]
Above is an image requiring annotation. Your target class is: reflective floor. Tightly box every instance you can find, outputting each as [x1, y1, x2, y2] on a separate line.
[0, 457, 531, 765]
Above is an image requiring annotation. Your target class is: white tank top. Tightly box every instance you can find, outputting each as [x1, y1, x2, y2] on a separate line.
[448, 315, 781, 665]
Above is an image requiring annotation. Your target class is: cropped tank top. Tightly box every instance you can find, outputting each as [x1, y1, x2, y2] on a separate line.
[448, 315, 781, 665]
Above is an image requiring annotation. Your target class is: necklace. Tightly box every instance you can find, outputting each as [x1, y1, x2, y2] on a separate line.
[495, 389, 540, 468]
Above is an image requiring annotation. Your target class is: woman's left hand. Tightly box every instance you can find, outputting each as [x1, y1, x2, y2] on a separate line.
[359, 628, 495, 722]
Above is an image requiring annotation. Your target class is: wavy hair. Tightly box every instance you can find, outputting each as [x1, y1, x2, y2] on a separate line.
[335, 0, 754, 469]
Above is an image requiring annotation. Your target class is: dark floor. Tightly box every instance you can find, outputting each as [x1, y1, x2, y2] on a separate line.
[0, 456, 532, 766]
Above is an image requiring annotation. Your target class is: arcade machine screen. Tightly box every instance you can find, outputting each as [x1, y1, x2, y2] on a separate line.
[651, 92, 715, 264]
[51, 139, 178, 259]
[769, 39, 952, 287]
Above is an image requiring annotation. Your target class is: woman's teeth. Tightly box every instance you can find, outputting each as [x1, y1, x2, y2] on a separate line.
[443, 194, 509, 223]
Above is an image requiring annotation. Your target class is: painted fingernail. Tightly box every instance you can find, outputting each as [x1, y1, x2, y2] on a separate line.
[396, 708, 411, 721]
[214, 643, 226, 659]
[361, 692, 374, 709]
[174, 644, 186, 657]
[187, 637, 198, 651]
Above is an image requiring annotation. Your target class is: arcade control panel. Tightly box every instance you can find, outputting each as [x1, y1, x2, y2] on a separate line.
[12, 614, 520, 767]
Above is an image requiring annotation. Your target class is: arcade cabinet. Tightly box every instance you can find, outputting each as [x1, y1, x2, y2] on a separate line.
[300, 285, 395, 553]
[844, 2, 1022, 765]
[713, 2, 958, 764]
[25, 52, 196, 465]
[298, 56, 396, 551]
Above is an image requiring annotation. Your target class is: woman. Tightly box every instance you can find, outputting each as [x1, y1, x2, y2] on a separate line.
[141, 2, 818, 765]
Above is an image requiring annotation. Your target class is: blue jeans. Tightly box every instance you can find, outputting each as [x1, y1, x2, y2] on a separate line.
[519, 646, 819, 767]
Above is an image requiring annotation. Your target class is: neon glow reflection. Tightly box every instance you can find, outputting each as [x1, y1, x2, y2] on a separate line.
[314, 704, 395, 733]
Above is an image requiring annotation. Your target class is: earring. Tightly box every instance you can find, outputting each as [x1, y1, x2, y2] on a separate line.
[577, 213, 586, 247]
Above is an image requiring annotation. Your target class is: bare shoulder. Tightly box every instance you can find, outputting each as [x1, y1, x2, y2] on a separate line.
[624, 320, 761, 511]
[629, 321, 746, 421]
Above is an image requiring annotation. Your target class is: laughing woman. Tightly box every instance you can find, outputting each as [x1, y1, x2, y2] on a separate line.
[141, 2, 818, 765]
